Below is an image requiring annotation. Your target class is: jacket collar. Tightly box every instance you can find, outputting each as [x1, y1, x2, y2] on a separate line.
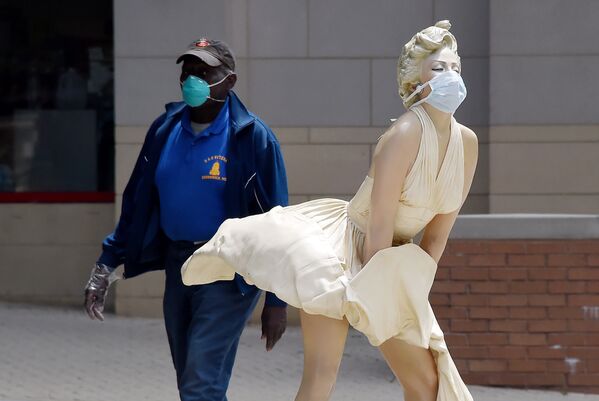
[163, 91, 255, 136]
[227, 91, 255, 135]
[164, 101, 187, 119]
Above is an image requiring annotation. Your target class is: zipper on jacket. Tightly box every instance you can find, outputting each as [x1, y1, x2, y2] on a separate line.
[253, 187, 265, 213]
[244, 172, 256, 189]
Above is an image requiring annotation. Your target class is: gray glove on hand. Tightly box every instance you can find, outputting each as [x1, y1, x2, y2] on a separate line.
[84, 263, 120, 321]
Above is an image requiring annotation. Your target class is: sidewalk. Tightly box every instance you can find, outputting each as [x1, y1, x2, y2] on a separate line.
[0, 303, 597, 401]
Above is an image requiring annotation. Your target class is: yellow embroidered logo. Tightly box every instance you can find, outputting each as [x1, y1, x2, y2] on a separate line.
[202, 155, 227, 182]
[209, 162, 220, 176]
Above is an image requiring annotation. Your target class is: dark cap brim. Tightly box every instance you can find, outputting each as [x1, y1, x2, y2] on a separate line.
[176, 49, 222, 66]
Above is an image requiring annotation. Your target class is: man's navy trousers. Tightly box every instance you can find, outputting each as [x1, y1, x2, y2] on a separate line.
[163, 240, 260, 401]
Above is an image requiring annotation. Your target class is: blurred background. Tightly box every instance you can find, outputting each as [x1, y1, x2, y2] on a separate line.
[0, 0, 598, 398]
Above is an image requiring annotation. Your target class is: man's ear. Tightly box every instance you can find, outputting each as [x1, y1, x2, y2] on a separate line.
[226, 73, 237, 90]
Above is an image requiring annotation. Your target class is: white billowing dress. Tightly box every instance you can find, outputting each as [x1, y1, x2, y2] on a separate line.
[182, 105, 473, 401]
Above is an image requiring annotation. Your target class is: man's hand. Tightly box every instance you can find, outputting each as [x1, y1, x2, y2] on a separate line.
[261, 306, 287, 351]
[84, 263, 120, 321]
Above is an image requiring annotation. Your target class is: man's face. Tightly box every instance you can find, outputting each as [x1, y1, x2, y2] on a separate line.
[179, 56, 235, 105]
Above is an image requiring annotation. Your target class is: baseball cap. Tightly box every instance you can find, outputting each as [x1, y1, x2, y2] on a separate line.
[176, 38, 236, 72]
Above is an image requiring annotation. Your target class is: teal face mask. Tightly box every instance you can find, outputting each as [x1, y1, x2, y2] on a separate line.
[180, 74, 231, 107]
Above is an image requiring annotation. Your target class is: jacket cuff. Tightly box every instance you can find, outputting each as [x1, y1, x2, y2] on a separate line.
[97, 251, 121, 270]
[265, 292, 287, 307]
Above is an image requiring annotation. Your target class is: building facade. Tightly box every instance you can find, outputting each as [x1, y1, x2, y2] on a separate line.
[1, 0, 598, 318]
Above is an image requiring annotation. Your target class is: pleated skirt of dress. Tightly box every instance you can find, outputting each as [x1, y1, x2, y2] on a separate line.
[181, 199, 473, 401]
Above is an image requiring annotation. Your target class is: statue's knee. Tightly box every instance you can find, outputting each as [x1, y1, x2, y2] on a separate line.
[404, 367, 438, 400]
[301, 366, 339, 400]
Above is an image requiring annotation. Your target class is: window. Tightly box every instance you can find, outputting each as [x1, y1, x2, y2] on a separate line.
[0, 0, 114, 202]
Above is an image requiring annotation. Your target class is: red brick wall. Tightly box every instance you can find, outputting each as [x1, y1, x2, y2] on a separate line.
[432, 239, 599, 393]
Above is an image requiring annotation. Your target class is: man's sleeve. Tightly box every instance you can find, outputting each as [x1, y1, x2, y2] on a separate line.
[96, 115, 165, 268]
[254, 131, 289, 211]
[254, 125, 289, 307]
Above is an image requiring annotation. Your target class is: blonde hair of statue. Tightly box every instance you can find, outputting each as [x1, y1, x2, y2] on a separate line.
[397, 20, 460, 108]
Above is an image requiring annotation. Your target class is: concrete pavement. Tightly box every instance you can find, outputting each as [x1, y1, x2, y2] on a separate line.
[0, 303, 597, 401]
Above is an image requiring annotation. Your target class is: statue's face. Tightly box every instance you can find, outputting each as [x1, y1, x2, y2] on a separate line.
[417, 47, 461, 98]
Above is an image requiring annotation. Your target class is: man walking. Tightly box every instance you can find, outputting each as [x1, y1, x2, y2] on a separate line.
[84, 38, 288, 401]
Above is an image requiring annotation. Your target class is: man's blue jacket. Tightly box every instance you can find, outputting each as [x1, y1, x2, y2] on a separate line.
[97, 92, 288, 306]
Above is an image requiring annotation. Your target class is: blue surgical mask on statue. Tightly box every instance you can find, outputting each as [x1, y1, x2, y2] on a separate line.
[180, 74, 231, 108]
[406, 71, 467, 114]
